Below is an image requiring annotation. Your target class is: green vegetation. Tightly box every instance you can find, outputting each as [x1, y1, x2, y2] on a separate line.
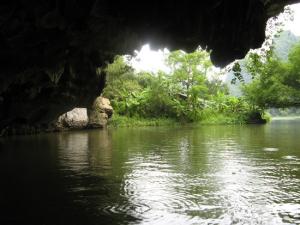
[242, 41, 300, 110]
[104, 37, 300, 128]
[103, 48, 266, 127]
[108, 114, 178, 128]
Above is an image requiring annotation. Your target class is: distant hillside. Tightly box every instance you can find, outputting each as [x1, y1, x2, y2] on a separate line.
[274, 30, 300, 60]
[225, 30, 300, 96]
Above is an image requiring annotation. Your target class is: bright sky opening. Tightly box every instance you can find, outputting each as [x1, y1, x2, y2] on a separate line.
[130, 44, 170, 74]
[130, 3, 300, 74]
[285, 3, 300, 36]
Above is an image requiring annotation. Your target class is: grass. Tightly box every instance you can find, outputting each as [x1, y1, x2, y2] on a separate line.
[108, 114, 179, 127]
[198, 113, 247, 125]
[108, 111, 264, 128]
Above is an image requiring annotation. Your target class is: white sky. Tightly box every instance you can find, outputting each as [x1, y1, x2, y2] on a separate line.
[130, 3, 300, 74]
[285, 3, 300, 36]
[130, 44, 171, 73]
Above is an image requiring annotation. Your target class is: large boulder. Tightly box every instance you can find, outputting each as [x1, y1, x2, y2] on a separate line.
[56, 108, 88, 130]
[88, 97, 113, 128]
[88, 112, 109, 128]
[92, 97, 113, 118]
[55, 97, 113, 130]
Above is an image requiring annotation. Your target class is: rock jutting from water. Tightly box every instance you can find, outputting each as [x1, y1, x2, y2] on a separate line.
[0, 97, 113, 136]
[55, 108, 89, 130]
[55, 97, 113, 131]
[88, 97, 114, 128]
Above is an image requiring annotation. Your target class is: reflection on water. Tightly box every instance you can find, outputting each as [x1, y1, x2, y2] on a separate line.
[0, 120, 300, 225]
[58, 132, 89, 172]
[57, 131, 113, 175]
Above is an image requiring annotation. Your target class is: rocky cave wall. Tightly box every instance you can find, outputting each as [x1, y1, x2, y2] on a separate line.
[0, 0, 299, 132]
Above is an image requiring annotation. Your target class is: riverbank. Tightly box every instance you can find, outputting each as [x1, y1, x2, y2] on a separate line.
[0, 112, 269, 137]
[108, 114, 178, 127]
[108, 112, 269, 128]
[271, 116, 300, 120]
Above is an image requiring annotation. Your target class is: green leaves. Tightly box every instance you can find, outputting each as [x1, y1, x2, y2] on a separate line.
[102, 49, 258, 123]
[231, 62, 244, 84]
[243, 40, 300, 109]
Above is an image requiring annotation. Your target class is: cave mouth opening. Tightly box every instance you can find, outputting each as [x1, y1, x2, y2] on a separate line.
[55, 2, 300, 130]
[1, 1, 300, 135]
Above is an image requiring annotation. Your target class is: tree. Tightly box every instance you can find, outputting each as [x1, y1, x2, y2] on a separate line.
[242, 41, 300, 109]
[229, 6, 294, 83]
[167, 49, 212, 116]
[102, 55, 143, 115]
[103, 49, 257, 124]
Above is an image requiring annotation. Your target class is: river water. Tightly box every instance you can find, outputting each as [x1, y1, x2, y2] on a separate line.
[1, 119, 300, 225]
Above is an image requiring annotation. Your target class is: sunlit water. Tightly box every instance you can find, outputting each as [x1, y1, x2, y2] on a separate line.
[1, 119, 300, 225]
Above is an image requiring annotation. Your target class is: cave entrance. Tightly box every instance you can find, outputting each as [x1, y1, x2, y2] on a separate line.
[55, 3, 300, 130]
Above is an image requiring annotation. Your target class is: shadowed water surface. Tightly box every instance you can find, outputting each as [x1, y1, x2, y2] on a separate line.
[0, 119, 300, 225]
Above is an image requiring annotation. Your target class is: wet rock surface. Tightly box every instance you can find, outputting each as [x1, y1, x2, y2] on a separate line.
[56, 108, 89, 130]
[54, 97, 113, 130]
[88, 97, 113, 128]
